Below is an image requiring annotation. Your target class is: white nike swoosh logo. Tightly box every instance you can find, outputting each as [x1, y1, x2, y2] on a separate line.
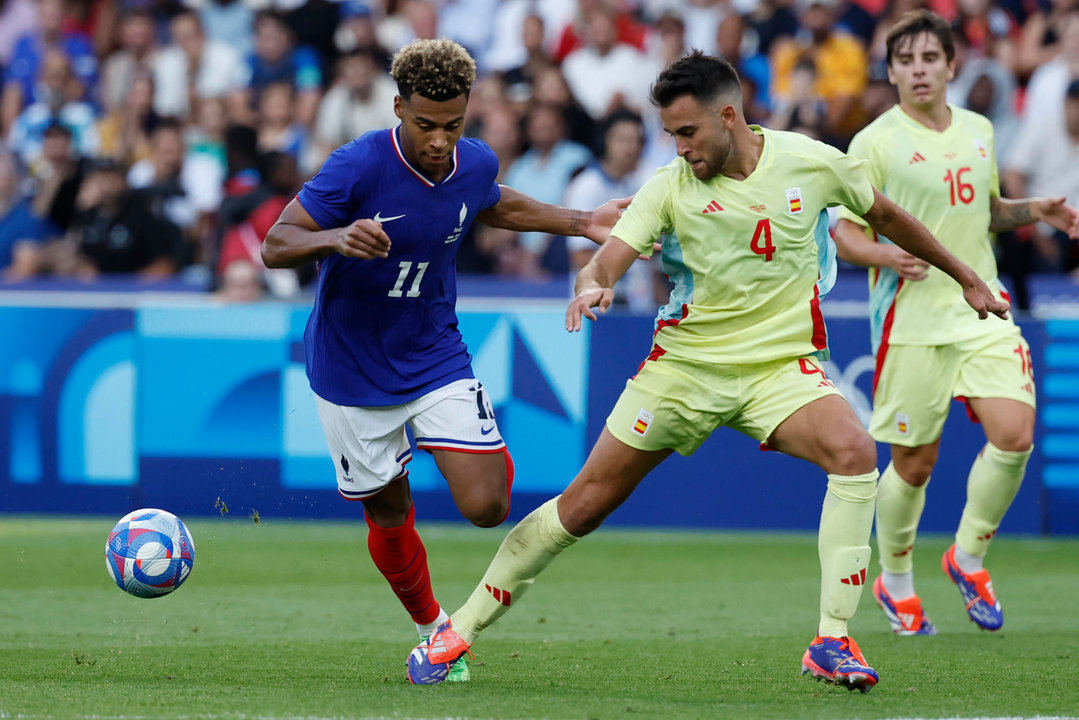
[373, 212, 406, 222]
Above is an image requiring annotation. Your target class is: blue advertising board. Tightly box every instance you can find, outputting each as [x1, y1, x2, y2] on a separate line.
[0, 297, 1068, 534]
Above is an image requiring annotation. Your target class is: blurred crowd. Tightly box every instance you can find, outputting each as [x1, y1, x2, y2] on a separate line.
[2, 0, 1079, 306]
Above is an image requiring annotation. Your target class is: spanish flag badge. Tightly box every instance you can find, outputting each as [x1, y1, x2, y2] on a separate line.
[786, 187, 803, 214]
[633, 408, 654, 436]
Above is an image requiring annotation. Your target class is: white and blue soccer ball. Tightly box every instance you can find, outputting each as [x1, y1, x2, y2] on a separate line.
[105, 508, 195, 598]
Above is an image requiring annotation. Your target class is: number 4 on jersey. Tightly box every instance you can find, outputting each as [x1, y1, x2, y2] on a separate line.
[750, 218, 775, 261]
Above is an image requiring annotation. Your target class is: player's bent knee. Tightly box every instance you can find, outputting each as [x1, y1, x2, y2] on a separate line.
[826, 431, 877, 476]
[460, 495, 510, 528]
[992, 432, 1034, 454]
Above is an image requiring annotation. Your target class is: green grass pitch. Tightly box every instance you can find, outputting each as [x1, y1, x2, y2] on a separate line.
[1, 515, 1077, 720]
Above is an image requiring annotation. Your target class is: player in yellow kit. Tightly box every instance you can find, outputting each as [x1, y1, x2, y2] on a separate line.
[834, 10, 1079, 636]
[407, 51, 1008, 691]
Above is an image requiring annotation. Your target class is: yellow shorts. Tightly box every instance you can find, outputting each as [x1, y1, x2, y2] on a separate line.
[869, 324, 1036, 447]
[606, 350, 844, 456]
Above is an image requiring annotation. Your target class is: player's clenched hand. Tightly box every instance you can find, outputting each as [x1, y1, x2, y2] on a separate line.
[566, 288, 615, 331]
[962, 275, 1010, 321]
[334, 219, 391, 259]
[584, 196, 633, 245]
[884, 245, 929, 280]
[1037, 196, 1079, 239]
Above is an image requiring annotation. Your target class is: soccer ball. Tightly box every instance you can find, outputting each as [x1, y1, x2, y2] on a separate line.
[105, 508, 195, 598]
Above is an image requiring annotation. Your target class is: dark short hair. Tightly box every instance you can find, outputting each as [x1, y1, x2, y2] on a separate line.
[649, 50, 741, 109]
[886, 9, 955, 65]
[390, 38, 476, 101]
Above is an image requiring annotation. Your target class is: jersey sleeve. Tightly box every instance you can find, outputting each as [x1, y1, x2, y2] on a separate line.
[824, 134, 877, 227]
[296, 143, 365, 230]
[609, 166, 673, 256]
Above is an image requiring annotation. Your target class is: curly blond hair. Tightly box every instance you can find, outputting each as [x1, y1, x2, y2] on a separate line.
[390, 38, 476, 101]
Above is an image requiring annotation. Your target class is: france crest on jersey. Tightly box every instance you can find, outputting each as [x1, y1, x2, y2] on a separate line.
[297, 127, 502, 406]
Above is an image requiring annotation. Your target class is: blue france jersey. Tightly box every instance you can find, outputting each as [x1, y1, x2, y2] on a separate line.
[297, 127, 501, 406]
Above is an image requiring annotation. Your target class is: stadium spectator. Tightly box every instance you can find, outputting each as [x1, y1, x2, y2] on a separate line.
[333, 1, 393, 69]
[7, 49, 99, 169]
[748, 0, 802, 57]
[217, 150, 303, 298]
[185, 96, 229, 175]
[152, 9, 246, 121]
[127, 118, 223, 265]
[54, 157, 180, 278]
[771, 0, 870, 144]
[1016, 0, 1079, 80]
[834, 11, 1078, 637]
[552, 0, 651, 63]
[214, 258, 266, 302]
[0, 0, 38, 73]
[769, 58, 828, 137]
[483, 0, 575, 73]
[254, 81, 313, 172]
[519, 73, 582, 158]
[952, 0, 1018, 70]
[868, 0, 933, 65]
[95, 70, 159, 166]
[649, 9, 689, 71]
[1, 0, 97, 138]
[281, 0, 342, 72]
[560, 2, 653, 121]
[377, 0, 441, 50]
[717, 12, 773, 117]
[410, 51, 1007, 690]
[99, 9, 158, 113]
[437, 0, 498, 65]
[261, 38, 626, 685]
[195, 0, 256, 59]
[0, 149, 49, 279]
[236, 10, 323, 128]
[1016, 8, 1079, 141]
[25, 121, 87, 236]
[564, 109, 656, 311]
[221, 123, 261, 198]
[502, 12, 556, 92]
[502, 102, 593, 276]
[672, 0, 727, 56]
[1002, 78, 1079, 273]
[948, 34, 1020, 158]
[314, 48, 399, 162]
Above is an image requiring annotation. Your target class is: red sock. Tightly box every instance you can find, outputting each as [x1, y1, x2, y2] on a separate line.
[365, 505, 440, 625]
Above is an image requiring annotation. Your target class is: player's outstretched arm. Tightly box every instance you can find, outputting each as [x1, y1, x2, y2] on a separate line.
[566, 236, 639, 331]
[989, 195, 1079, 238]
[861, 189, 1009, 320]
[833, 218, 929, 280]
[263, 199, 392, 268]
[478, 185, 631, 243]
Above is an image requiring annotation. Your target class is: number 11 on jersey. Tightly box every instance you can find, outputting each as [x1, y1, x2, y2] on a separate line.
[388, 261, 429, 297]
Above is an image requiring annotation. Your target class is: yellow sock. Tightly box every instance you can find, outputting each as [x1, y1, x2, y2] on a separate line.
[818, 471, 878, 638]
[451, 496, 578, 644]
[956, 442, 1031, 557]
[875, 462, 928, 575]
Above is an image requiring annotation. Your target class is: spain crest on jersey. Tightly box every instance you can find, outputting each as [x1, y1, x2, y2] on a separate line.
[973, 139, 988, 159]
[632, 408, 654, 436]
[786, 187, 803, 214]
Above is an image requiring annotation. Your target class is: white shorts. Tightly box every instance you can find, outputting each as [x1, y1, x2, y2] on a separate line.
[315, 378, 506, 500]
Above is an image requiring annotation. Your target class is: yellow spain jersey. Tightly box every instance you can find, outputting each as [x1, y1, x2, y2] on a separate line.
[611, 126, 875, 366]
[836, 104, 1013, 354]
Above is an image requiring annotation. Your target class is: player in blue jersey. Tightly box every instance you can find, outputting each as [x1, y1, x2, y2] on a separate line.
[262, 38, 626, 682]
